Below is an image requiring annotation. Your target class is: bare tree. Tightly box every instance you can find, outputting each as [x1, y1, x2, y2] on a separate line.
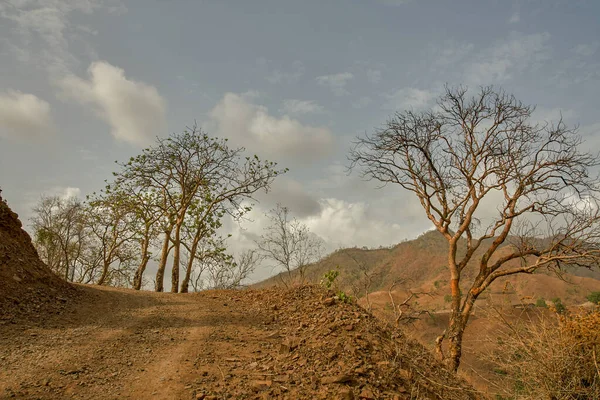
[31, 195, 87, 282]
[349, 85, 600, 371]
[257, 204, 325, 287]
[205, 249, 259, 289]
[344, 250, 381, 311]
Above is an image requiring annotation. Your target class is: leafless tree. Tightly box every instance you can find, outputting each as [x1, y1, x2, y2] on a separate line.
[344, 250, 381, 311]
[349, 85, 600, 372]
[257, 204, 325, 287]
[205, 249, 259, 289]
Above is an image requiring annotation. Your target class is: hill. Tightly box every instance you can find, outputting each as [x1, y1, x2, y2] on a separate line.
[255, 229, 600, 307]
[0, 192, 76, 323]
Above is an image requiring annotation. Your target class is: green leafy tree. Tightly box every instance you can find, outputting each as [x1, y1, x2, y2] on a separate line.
[114, 125, 285, 292]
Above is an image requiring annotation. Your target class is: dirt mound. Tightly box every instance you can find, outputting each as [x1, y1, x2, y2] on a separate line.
[212, 285, 478, 400]
[0, 192, 75, 323]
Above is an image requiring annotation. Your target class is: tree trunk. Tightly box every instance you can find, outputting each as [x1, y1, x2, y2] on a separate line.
[180, 232, 201, 294]
[97, 261, 110, 285]
[444, 311, 466, 372]
[133, 256, 149, 290]
[133, 236, 151, 290]
[170, 223, 182, 293]
[155, 232, 171, 292]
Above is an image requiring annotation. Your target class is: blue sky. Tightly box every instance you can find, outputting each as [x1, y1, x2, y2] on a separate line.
[1, 0, 599, 279]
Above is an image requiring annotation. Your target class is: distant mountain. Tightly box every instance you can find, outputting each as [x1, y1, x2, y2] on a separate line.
[254, 229, 600, 307]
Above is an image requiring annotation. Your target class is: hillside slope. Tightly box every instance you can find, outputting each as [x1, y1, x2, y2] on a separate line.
[256, 230, 600, 307]
[0, 193, 76, 323]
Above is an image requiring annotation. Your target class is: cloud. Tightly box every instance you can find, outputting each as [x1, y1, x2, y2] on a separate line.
[1, 0, 125, 76]
[508, 11, 520, 24]
[260, 59, 305, 84]
[466, 32, 551, 85]
[208, 93, 334, 162]
[303, 198, 427, 249]
[58, 186, 81, 200]
[0, 90, 54, 140]
[431, 40, 474, 70]
[255, 177, 322, 218]
[280, 99, 324, 115]
[366, 69, 382, 84]
[383, 87, 435, 111]
[58, 61, 167, 146]
[316, 72, 354, 96]
[573, 42, 599, 57]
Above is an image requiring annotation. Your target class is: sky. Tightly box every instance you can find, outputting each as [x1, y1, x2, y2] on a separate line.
[1, 0, 600, 281]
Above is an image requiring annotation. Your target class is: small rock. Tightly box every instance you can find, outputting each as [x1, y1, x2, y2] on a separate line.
[251, 380, 272, 391]
[322, 374, 352, 384]
[323, 297, 336, 306]
[359, 388, 376, 399]
[339, 388, 355, 400]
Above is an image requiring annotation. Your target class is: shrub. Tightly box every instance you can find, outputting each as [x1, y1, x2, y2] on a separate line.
[490, 309, 600, 399]
[444, 294, 452, 303]
[535, 298, 547, 308]
[586, 291, 600, 304]
[551, 297, 567, 314]
[321, 268, 340, 289]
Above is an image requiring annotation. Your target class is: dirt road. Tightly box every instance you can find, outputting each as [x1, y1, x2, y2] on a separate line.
[0, 285, 274, 400]
[0, 285, 478, 400]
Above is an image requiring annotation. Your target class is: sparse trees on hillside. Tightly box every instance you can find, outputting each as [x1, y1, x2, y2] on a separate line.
[30, 126, 285, 291]
[31, 196, 87, 282]
[349, 85, 600, 372]
[257, 204, 325, 287]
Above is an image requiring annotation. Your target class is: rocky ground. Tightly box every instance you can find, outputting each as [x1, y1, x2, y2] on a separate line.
[0, 285, 479, 400]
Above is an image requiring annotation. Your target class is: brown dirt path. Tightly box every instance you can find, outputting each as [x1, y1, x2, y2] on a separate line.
[1, 285, 478, 400]
[0, 285, 271, 400]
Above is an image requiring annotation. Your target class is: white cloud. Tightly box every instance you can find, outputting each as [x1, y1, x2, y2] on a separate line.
[383, 87, 435, 111]
[58, 61, 167, 146]
[316, 72, 354, 96]
[208, 93, 334, 162]
[280, 99, 324, 115]
[573, 42, 599, 57]
[0, 90, 54, 140]
[303, 198, 424, 249]
[58, 187, 81, 200]
[466, 32, 551, 85]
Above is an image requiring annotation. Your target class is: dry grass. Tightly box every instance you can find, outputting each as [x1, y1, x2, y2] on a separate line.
[488, 307, 600, 399]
